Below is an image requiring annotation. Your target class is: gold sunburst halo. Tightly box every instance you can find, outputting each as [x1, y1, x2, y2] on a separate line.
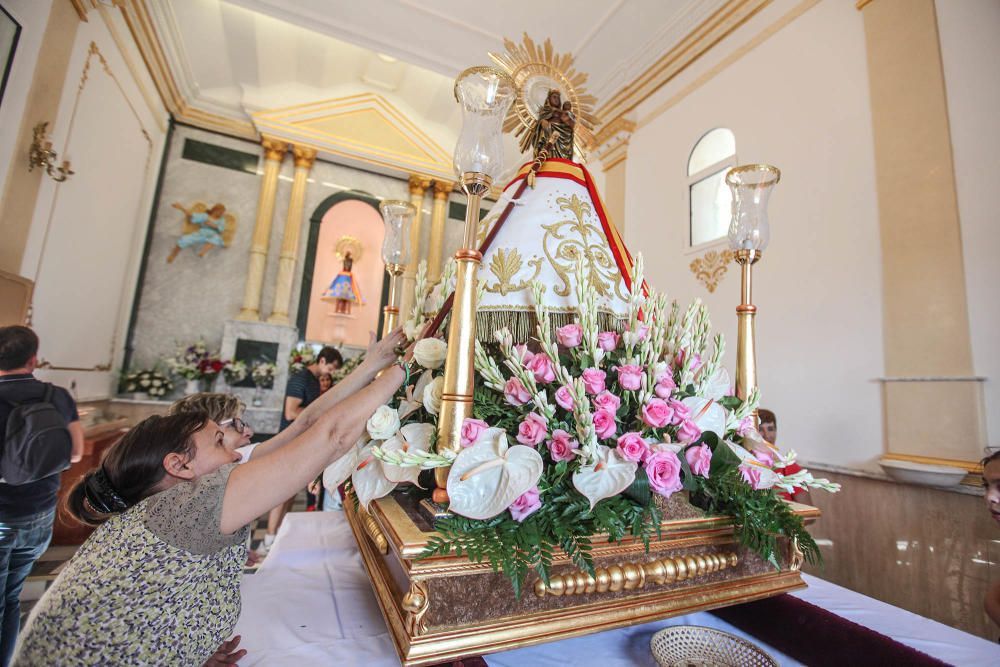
[489, 33, 599, 159]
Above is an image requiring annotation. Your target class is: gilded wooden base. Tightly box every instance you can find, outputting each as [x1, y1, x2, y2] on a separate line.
[345, 491, 818, 667]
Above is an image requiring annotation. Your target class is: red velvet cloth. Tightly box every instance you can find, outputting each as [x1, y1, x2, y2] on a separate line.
[711, 593, 951, 666]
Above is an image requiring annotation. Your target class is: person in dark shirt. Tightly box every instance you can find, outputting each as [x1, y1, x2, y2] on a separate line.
[0, 326, 83, 666]
[260, 346, 343, 554]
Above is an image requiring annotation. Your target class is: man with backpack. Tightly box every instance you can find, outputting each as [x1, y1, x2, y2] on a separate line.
[0, 326, 82, 666]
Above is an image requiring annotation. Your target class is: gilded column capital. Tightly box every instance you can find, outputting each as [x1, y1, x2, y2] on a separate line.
[261, 137, 288, 162]
[433, 180, 454, 199]
[409, 175, 432, 196]
[593, 115, 637, 171]
[292, 145, 317, 170]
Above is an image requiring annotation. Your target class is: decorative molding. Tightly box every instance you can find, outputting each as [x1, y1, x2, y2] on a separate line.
[408, 175, 432, 196]
[596, 0, 770, 131]
[70, 0, 89, 22]
[292, 145, 317, 170]
[689, 249, 734, 293]
[593, 115, 637, 171]
[260, 136, 288, 162]
[856, 0, 875, 9]
[432, 180, 454, 199]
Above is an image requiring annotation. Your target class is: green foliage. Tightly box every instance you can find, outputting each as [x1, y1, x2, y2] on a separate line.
[472, 385, 523, 434]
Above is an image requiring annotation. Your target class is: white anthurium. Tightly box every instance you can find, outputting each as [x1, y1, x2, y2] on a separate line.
[352, 444, 398, 509]
[702, 366, 731, 401]
[742, 427, 781, 464]
[379, 423, 435, 485]
[447, 429, 543, 520]
[572, 446, 638, 510]
[397, 371, 435, 420]
[724, 441, 782, 489]
[322, 436, 366, 492]
[682, 396, 727, 437]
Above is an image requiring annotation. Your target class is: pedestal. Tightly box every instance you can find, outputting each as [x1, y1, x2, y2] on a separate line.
[345, 490, 818, 666]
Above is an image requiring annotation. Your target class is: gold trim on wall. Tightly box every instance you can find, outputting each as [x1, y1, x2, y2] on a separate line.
[689, 249, 735, 293]
[880, 453, 981, 475]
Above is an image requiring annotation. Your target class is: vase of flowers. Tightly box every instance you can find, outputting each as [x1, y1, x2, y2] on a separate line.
[288, 344, 316, 372]
[122, 369, 173, 400]
[223, 360, 248, 386]
[166, 341, 229, 394]
[251, 362, 276, 407]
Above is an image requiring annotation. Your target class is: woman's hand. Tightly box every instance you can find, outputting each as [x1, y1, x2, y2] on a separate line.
[364, 328, 406, 371]
[203, 636, 246, 666]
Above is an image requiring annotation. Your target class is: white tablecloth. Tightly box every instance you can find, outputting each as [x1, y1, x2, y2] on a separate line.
[234, 512, 998, 666]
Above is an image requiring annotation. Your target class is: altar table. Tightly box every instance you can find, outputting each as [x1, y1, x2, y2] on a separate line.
[234, 512, 998, 666]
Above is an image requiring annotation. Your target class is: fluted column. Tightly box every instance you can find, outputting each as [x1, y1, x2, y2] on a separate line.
[238, 137, 288, 321]
[398, 175, 431, 322]
[426, 180, 453, 283]
[268, 145, 317, 325]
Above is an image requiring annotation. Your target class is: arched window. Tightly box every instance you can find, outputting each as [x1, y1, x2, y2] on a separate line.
[687, 128, 736, 247]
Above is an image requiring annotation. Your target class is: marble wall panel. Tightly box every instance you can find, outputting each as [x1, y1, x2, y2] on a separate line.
[804, 469, 998, 640]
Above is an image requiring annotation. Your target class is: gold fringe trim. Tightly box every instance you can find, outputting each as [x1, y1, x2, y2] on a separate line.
[474, 309, 627, 344]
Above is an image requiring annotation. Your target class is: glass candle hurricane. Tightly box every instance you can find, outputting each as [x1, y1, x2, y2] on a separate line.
[379, 200, 416, 266]
[726, 164, 781, 252]
[453, 66, 515, 186]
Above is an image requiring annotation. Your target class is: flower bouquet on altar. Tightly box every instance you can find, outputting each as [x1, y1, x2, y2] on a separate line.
[327, 256, 839, 595]
[121, 368, 173, 399]
[165, 340, 230, 392]
[288, 344, 316, 372]
[223, 360, 248, 386]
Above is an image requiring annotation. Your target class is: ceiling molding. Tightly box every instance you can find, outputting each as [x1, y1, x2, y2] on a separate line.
[253, 94, 454, 180]
[595, 0, 770, 129]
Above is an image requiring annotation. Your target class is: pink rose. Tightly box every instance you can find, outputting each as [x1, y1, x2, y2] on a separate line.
[504, 377, 532, 406]
[516, 412, 548, 445]
[548, 429, 579, 462]
[460, 418, 489, 447]
[654, 373, 677, 399]
[739, 464, 766, 490]
[509, 486, 542, 522]
[676, 419, 702, 444]
[668, 398, 690, 425]
[641, 398, 674, 429]
[685, 444, 712, 477]
[581, 368, 606, 395]
[615, 364, 644, 391]
[513, 344, 534, 364]
[597, 331, 620, 352]
[592, 390, 621, 413]
[616, 432, 649, 463]
[556, 323, 583, 348]
[645, 450, 684, 498]
[592, 408, 618, 439]
[526, 353, 556, 384]
[554, 385, 575, 411]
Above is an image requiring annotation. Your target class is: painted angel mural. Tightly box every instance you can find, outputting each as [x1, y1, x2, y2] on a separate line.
[166, 201, 237, 263]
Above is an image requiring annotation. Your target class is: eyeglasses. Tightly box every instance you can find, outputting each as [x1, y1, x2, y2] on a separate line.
[219, 417, 251, 434]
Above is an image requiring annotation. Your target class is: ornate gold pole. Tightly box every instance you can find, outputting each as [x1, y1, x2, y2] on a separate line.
[399, 176, 430, 321]
[238, 137, 287, 321]
[734, 249, 761, 416]
[433, 173, 490, 498]
[268, 144, 316, 324]
[381, 263, 405, 337]
[426, 180, 453, 283]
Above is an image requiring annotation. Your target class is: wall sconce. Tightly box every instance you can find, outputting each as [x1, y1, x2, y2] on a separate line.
[29, 122, 74, 182]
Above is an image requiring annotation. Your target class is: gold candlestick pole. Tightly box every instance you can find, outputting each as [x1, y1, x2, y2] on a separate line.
[734, 249, 761, 407]
[381, 263, 405, 337]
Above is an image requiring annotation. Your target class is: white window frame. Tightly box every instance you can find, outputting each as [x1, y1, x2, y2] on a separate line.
[685, 130, 737, 255]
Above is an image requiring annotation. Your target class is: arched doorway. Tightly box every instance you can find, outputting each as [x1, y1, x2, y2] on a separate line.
[297, 191, 389, 346]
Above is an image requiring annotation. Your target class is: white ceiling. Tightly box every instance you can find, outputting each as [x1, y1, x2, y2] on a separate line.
[151, 0, 729, 172]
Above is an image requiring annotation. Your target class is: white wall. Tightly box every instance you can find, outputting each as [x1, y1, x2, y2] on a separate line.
[17, 9, 167, 401]
[936, 0, 1000, 451]
[0, 0, 53, 199]
[625, 0, 884, 470]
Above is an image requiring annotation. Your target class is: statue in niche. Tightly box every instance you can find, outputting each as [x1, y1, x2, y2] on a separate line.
[322, 244, 364, 315]
[167, 202, 237, 263]
[520, 89, 576, 161]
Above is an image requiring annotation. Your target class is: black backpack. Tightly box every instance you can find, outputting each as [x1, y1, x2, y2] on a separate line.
[0, 384, 72, 485]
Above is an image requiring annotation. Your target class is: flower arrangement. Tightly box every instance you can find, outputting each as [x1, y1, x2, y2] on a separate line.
[288, 344, 316, 372]
[251, 362, 277, 389]
[333, 257, 839, 595]
[122, 369, 173, 398]
[165, 341, 227, 382]
[329, 353, 364, 384]
[223, 360, 248, 385]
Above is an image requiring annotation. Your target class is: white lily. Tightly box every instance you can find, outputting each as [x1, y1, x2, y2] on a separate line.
[572, 446, 638, 510]
[447, 429, 543, 520]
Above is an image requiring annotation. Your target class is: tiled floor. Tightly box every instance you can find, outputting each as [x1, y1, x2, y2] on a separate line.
[18, 492, 312, 625]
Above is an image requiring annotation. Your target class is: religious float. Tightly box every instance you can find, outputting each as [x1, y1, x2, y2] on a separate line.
[327, 36, 840, 666]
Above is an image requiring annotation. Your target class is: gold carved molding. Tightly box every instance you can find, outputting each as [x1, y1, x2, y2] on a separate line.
[357, 506, 388, 554]
[292, 145, 317, 170]
[534, 550, 739, 597]
[690, 249, 734, 293]
[409, 175, 432, 196]
[432, 180, 454, 199]
[261, 137, 288, 162]
[401, 581, 430, 636]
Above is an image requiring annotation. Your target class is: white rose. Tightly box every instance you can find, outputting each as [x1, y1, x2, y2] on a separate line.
[423, 376, 444, 415]
[367, 404, 401, 440]
[413, 338, 447, 370]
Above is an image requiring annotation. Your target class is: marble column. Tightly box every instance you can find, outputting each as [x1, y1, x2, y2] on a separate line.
[426, 180, 454, 283]
[238, 137, 288, 321]
[398, 175, 431, 322]
[268, 144, 317, 325]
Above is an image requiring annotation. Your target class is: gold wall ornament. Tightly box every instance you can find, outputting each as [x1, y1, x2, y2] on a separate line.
[401, 581, 430, 636]
[533, 550, 739, 598]
[483, 248, 543, 296]
[28, 122, 74, 182]
[541, 194, 624, 299]
[689, 249, 735, 293]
